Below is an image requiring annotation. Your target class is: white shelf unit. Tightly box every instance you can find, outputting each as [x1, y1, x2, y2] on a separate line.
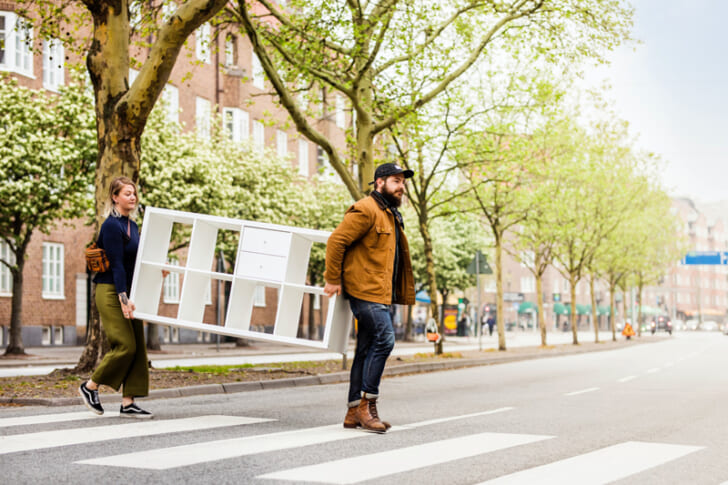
[129, 207, 352, 352]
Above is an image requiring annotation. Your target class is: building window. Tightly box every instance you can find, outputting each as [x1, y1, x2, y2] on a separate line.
[0, 13, 33, 76]
[42, 242, 64, 299]
[298, 139, 309, 177]
[253, 120, 265, 150]
[162, 84, 179, 124]
[0, 241, 14, 295]
[223, 107, 250, 143]
[335, 95, 346, 128]
[254, 285, 266, 307]
[225, 34, 236, 66]
[252, 52, 265, 89]
[276, 130, 288, 158]
[520, 276, 535, 294]
[196, 23, 211, 64]
[43, 38, 64, 91]
[163, 257, 180, 303]
[196, 97, 211, 139]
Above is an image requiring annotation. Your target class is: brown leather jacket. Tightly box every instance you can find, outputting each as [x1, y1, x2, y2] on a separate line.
[324, 194, 415, 305]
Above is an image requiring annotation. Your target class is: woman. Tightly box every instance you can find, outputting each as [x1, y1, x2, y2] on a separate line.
[79, 176, 152, 418]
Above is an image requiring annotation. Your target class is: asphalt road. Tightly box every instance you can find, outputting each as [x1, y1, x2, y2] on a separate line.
[1, 331, 726, 484]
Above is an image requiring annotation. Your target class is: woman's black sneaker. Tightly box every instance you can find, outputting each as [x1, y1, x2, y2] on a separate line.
[120, 403, 153, 419]
[79, 382, 104, 415]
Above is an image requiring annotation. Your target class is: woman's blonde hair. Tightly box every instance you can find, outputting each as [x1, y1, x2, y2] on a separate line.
[103, 176, 139, 219]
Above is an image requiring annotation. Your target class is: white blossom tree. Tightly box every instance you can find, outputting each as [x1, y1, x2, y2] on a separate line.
[0, 77, 96, 355]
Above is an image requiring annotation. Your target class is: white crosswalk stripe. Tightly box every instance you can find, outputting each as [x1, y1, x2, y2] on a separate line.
[257, 432, 553, 484]
[75, 407, 514, 470]
[0, 415, 271, 455]
[0, 409, 708, 483]
[0, 411, 119, 428]
[476, 441, 703, 485]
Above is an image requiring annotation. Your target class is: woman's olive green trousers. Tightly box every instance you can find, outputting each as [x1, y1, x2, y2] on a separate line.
[91, 283, 149, 398]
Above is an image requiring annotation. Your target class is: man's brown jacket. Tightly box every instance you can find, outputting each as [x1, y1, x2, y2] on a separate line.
[324, 194, 415, 305]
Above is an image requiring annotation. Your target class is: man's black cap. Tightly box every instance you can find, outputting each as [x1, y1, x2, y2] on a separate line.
[369, 163, 414, 185]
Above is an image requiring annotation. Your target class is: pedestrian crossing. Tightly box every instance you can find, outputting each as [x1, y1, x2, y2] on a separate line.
[0, 408, 705, 483]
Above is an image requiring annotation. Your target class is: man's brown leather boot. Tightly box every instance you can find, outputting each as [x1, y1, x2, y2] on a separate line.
[356, 397, 387, 433]
[343, 406, 359, 429]
[344, 404, 391, 430]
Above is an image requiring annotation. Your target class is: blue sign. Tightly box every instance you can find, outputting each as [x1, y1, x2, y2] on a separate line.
[682, 251, 728, 265]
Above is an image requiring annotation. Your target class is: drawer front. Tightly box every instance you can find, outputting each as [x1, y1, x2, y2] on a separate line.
[241, 227, 291, 256]
[236, 252, 287, 281]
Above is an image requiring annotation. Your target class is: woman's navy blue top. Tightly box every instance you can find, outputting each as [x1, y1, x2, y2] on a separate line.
[93, 215, 139, 295]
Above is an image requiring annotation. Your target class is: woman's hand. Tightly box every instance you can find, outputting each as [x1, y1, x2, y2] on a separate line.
[119, 292, 136, 320]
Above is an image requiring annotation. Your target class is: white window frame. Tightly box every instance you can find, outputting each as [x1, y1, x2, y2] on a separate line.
[276, 129, 288, 158]
[0, 13, 34, 77]
[0, 241, 14, 296]
[196, 23, 211, 64]
[254, 285, 266, 307]
[335, 95, 346, 128]
[225, 34, 236, 66]
[223, 107, 249, 143]
[252, 52, 264, 89]
[196, 97, 211, 139]
[43, 38, 64, 92]
[253, 120, 265, 150]
[163, 257, 180, 303]
[298, 139, 309, 177]
[313, 293, 321, 310]
[162, 84, 179, 124]
[42, 242, 65, 299]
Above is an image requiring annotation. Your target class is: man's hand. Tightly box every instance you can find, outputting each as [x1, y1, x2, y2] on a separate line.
[324, 283, 342, 298]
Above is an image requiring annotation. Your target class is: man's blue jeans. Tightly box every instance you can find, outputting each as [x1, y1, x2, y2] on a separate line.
[347, 295, 396, 405]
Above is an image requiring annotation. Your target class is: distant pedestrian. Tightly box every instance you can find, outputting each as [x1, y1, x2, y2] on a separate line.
[79, 177, 153, 418]
[324, 163, 415, 433]
[486, 316, 495, 336]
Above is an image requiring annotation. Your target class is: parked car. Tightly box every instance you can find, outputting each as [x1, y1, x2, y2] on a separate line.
[686, 319, 700, 331]
[701, 321, 719, 332]
[672, 319, 685, 331]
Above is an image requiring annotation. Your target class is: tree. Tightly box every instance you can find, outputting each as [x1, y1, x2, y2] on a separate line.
[0, 77, 96, 355]
[407, 210, 485, 343]
[233, 0, 634, 199]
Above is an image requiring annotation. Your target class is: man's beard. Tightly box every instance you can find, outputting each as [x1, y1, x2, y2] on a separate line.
[380, 185, 403, 207]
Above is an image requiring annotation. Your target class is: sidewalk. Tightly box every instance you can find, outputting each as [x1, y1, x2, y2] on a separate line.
[0, 330, 633, 377]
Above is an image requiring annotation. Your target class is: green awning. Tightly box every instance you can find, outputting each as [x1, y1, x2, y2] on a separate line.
[597, 305, 611, 316]
[576, 304, 591, 315]
[639, 305, 659, 316]
[518, 301, 538, 314]
[553, 302, 570, 315]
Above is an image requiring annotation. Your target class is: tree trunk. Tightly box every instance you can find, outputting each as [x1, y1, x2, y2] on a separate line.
[610, 282, 617, 341]
[74, 283, 104, 373]
[404, 303, 413, 342]
[590, 276, 599, 343]
[146, 323, 161, 350]
[5, 253, 26, 355]
[637, 283, 644, 337]
[495, 238, 506, 351]
[420, 215, 442, 354]
[570, 276, 579, 345]
[536, 273, 546, 347]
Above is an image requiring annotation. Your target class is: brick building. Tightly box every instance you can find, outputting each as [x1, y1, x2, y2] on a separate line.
[0, 5, 348, 346]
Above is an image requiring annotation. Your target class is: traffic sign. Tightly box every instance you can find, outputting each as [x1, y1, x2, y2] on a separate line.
[467, 250, 493, 274]
[682, 251, 728, 265]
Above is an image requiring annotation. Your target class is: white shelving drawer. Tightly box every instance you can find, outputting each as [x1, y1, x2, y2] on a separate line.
[241, 227, 291, 256]
[236, 252, 287, 281]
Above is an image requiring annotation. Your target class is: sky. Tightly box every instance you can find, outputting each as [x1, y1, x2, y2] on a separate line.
[584, 0, 728, 203]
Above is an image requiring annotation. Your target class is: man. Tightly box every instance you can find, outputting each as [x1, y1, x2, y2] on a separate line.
[324, 163, 416, 433]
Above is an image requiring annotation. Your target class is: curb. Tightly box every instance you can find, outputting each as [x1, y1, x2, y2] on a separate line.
[2, 340, 648, 407]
